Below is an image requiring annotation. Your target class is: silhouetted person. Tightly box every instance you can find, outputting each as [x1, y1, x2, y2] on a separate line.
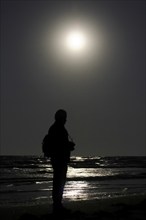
[47, 109, 75, 214]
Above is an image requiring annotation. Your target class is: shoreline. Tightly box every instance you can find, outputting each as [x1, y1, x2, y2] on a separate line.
[0, 194, 146, 220]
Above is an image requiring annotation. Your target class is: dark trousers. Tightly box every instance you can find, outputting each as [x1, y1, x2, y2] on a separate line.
[51, 159, 68, 207]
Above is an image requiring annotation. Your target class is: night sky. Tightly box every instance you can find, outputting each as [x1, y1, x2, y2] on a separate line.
[1, 0, 145, 156]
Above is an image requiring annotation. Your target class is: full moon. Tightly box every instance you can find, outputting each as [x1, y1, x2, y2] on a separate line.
[66, 31, 86, 51]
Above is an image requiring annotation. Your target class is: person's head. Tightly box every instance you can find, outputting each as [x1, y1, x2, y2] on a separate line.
[55, 109, 67, 125]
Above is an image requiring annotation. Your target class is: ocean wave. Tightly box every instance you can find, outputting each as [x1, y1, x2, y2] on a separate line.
[0, 156, 146, 169]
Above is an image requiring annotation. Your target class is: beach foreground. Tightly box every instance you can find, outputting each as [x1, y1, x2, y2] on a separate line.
[0, 194, 146, 220]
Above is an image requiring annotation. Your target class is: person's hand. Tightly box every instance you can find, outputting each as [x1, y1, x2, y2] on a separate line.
[68, 141, 75, 151]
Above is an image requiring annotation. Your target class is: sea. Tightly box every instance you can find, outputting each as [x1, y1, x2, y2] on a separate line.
[0, 156, 146, 207]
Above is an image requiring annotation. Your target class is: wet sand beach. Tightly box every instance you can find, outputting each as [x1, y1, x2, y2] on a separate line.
[0, 194, 146, 220]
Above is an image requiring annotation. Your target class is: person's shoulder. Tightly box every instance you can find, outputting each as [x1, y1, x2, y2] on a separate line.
[48, 122, 57, 133]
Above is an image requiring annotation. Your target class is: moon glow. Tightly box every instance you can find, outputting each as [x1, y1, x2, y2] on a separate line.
[66, 31, 86, 52]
